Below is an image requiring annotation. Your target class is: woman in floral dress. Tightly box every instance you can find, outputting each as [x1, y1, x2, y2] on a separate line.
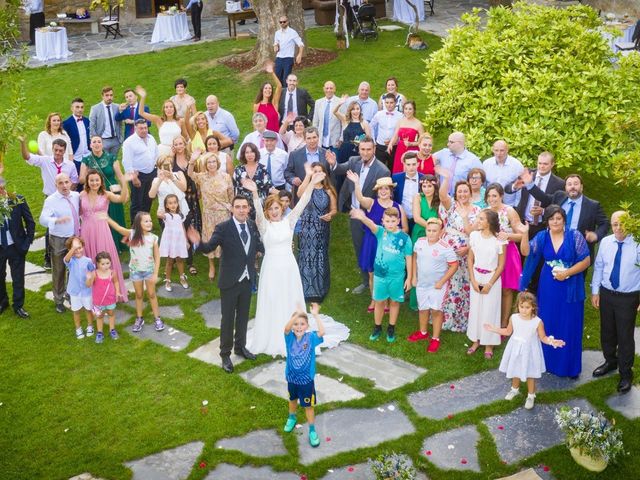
[232, 142, 274, 218]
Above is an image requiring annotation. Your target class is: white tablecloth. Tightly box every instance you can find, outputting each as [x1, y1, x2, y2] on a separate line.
[150, 12, 191, 44]
[35, 27, 71, 62]
[392, 0, 425, 25]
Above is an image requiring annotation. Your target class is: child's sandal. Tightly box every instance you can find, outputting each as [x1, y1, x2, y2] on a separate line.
[179, 274, 189, 289]
[164, 278, 173, 292]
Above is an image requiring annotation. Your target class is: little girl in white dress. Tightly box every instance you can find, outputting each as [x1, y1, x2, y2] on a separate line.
[484, 291, 565, 409]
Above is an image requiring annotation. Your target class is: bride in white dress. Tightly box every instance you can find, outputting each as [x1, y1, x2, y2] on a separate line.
[135, 85, 187, 156]
[243, 170, 349, 357]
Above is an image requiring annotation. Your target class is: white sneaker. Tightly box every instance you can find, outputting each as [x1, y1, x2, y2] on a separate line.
[525, 393, 536, 409]
[76, 327, 85, 339]
[85, 325, 94, 337]
[505, 387, 520, 400]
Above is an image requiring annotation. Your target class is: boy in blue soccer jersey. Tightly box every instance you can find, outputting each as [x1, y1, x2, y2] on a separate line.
[283, 303, 325, 447]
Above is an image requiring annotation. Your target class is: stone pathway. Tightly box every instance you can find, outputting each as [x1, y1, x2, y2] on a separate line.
[408, 351, 611, 419]
[240, 360, 365, 403]
[126, 323, 192, 351]
[187, 319, 254, 366]
[422, 425, 481, 472]
[196, 298, 222, 329]
[418, 0, 489, 38]
[215, 429, 287, 458]
[204, 464, 300, 480]
[606, 386, 640, 419]
[319, 455, 428, 480]
[317, 343, 426, 391]
[124, 441, 204, 480]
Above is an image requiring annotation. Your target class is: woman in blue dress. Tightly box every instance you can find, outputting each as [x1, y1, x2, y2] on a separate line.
[520, 205, 591, 377]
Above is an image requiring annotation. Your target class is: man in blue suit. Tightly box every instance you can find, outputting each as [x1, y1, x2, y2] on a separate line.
[392, 152, 424, 235]
[114, 89, 150, 139]
[62, 98, 91, 174]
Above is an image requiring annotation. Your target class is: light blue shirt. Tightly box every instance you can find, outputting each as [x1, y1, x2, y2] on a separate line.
[305, 148, 319, 165]
[185, 0, 202, 9]
[482, 155, 524, 206]
[434, 148, 482, 195]
[347, 95, 378, 123]
[206, 107, 240, 142]
[65, 256, 95, 297]
[370, 109, 401, 145]
[562, 195, 582, 231]
[591, 234, 640, 294]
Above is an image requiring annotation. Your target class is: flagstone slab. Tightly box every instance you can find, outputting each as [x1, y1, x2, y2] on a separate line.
[159, 305, 184, 320]
[125, 441, 204, 480]
[12, 261, 51, 292]
[422, 425, 481, 472]
[319, 456, 428, 479]
[126, 324, 192, 352]
[408, 351, 610, 419]
[156, 285, 194, 299]
[215, 429, 287, 458]
[606, 386, 640, 419]
[483, 398, 595, 464]
[203, 464, 300, 480]
[196, 298, 222, 328]
[316, 343, 426, 391]
[113, 309, 132, 325]
[240, 360, 365, 403]
[29, 236, 46, 252]
[188, 320, 254, 367]
[497, 467, 555, 480]
[297, 403, 415, 465]
[635, 327, 640, 356]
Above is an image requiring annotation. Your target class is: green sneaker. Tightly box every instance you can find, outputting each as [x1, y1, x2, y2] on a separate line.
[284, 417, 297, 433]
[387, 326, 396, 343]
[309, 430, 320, 447]
[369, 326, 382, 341]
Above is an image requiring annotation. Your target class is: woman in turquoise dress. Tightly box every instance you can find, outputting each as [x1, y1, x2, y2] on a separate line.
[80, 136, 126, 251]
[468, 168, 487, 208]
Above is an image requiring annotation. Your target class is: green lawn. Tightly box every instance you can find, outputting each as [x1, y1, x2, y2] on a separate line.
[0, 25, 638, 480]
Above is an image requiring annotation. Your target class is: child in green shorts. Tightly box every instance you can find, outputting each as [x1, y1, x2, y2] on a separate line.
[351, 207, 413, 342]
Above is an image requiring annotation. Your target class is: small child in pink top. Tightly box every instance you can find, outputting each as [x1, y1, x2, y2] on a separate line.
[88, 251, 121, 343]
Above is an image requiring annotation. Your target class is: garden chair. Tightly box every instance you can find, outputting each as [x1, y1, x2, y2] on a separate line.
[101, 5, 122, 39]
[425, 0, 435, 16]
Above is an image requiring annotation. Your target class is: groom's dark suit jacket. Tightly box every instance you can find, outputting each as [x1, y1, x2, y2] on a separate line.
[199, 217, 264, 290]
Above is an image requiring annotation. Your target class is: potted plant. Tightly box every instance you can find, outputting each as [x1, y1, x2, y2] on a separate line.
[555, 406, 626, 472]
[368, 452, 416, 480]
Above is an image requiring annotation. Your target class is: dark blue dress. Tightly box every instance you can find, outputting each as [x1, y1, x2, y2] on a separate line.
[337, 121, 366, 164]
[526, 229, 589, 377]
[358, 199, 402, 273]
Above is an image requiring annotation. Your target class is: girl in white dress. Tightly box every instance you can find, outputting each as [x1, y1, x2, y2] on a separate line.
[244, 168, 349, 356]
[466, 209, 505, 359]
[485, 292, 565, 409]
[135, 85, 187, 157]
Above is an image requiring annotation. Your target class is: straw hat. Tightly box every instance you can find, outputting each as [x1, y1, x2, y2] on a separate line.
[373, 177, 397, 191]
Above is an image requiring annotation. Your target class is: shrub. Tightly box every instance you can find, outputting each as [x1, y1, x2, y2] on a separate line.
[422, 2, 640, 175]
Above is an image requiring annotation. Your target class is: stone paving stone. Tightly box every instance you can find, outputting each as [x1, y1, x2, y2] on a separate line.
[497, 468, 552, 480]
[188, 320, 254, 367]
[29, 236, 46, 252]
[215, 429, 287, 458]
[316, 343, 426, 391]
[297, 403, 415, 465]
[156, 285, 193, 300]
[68, 473, 110, 480]
[240, 360, 365, 403]
[113, 309, 132, 326]
[196, 298, 222, 328]
[204, 463, 300, 480]
[422, 425, 481, 472]
[319, 455, 428, 480]
[11, 261, 50, 292]
[606, 386, 640, 419]
[126, 324, 192, 352]
[635, 327, 640, 356]
[408, 351, 610, 419]
[159, 305, 184, 320]
[483, 398, 595, 464]
[125, 441, 204, 480]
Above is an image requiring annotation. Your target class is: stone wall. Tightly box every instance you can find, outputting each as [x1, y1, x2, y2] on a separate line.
[583, 0, 640, 17]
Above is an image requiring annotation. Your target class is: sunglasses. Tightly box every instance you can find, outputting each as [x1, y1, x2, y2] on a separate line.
[279, 20, 288, 24]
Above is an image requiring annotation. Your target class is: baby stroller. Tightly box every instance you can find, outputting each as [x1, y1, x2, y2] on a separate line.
[349, 1, 379, 41]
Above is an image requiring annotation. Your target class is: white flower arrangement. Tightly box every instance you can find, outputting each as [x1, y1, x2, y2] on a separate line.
[49, 21, 57, 27]
[368, 452, 416, 480]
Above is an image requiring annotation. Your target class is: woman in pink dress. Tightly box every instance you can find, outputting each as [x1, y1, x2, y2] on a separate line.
[388, 101, 425, 174]
[80, 169, 129, 302]
[253, 63, 282, 133]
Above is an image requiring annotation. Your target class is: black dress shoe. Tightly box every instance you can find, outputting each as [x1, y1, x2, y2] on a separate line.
[617, 378, 632, 393]
[238, 19, 246, 25]
[13, 307, 29, 319]
[0, 301, 9, 315]
[234, 347, 256, 360]
[55, 303, 66, 314]
[221, 357, 234, 373]
[593, 361, 618, 377]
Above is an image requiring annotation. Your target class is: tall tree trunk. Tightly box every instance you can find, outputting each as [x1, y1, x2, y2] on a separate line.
[250, 0, 306, 68]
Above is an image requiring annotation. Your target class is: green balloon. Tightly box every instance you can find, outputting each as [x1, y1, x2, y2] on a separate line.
[28, 140, 39, 154]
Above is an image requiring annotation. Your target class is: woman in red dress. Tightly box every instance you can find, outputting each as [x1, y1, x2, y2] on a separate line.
[388, 100, 425, 174]
[415, 132, 436, 175]
[253, 63, 282, 133]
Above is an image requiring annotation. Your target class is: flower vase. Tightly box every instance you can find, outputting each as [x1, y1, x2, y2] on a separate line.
[569, 447, 608, 472]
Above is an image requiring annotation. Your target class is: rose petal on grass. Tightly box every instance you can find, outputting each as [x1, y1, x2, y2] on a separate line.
[295, 424, 303, 429]
[250, 405, 256, 409]
[202, 400, 208, 406]
[199, 461, 207, 468]
[64, 428, 69, 432]
[345, 288, 350, 292]
[447, 414, 454, 419]
[543, 466, 550, 472]
[425, 450, 432, 456]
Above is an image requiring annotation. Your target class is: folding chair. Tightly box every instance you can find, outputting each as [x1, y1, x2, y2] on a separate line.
[101, 5, 122, 39]
[425, 0, 435, 16]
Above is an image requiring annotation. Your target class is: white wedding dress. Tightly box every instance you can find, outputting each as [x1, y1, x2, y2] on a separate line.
[246, 188, 349, 357]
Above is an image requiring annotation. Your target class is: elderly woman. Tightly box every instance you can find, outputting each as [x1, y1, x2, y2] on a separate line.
[467, 167, 487, 208]
[188, 152, 234, 281]
[520, 205, 590, 378]
[38, 112, 73, 161]
[232, 142, 274, 216]
[279, 115, 307, 152]
[201, 135, 234, 175]
[136, 86, 187, 157]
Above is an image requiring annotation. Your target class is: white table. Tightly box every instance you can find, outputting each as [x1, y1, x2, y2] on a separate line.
[150, 12, 191, 44]
[392, 0, 425, 25]
[34, 27, 71, 62]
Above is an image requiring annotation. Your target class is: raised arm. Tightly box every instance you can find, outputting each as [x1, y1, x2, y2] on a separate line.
[435, 165, 453, 210]
[349, 207, 378, 234]
[268, 66, 283, 107]
[310, 302, 324, 338]
[289, 171, 325, 226]
[245, 179, 268, 235]
[345, 170, 373, 210]
[135, 86, 163, 127]
[105, 172, 130, 204]
[362, 120, 372, 138]
[333, 94, 349, 124]
[518, 222, 530, 257]
[104, 215, 132, 237]
[399, 205, 409, 233]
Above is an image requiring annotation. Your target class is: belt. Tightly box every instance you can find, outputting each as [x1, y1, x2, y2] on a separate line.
[601, 287, 640, 297]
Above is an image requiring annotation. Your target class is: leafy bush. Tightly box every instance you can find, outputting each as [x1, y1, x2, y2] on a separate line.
[422, 2, 640, 175]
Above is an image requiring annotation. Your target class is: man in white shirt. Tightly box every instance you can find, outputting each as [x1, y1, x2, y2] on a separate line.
[259, 130, 289, 190]
[205, 95, 239, 148]
[482, 140, 524, 207]
[238, 113, 285, 158]
[370, 93, 402, 170]
[39, 174, 80, 313]
[122, 119, 159, 223]
[312, 81, 341, 150]
[273, 15, 304, 87]
[25, 0, 45, 46]
[346, 82, 379, 123]
[89, 86, 123, 156]
[433, 131, 481, 195]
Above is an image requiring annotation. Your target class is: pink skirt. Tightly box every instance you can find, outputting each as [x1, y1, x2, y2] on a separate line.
[501, 241, 522, 290]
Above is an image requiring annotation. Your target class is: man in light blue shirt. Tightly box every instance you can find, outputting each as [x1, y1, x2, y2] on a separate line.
[205, 95, 239, 147]
[591, 211, 640, 393]
[433, 132, 481, 195]
[346, 82, 379, 123]
[482, 140, 524, 206]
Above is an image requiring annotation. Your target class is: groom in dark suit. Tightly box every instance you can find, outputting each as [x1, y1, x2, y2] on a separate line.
[191, 196, 264, 373]
[0, 178, 35, 318]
